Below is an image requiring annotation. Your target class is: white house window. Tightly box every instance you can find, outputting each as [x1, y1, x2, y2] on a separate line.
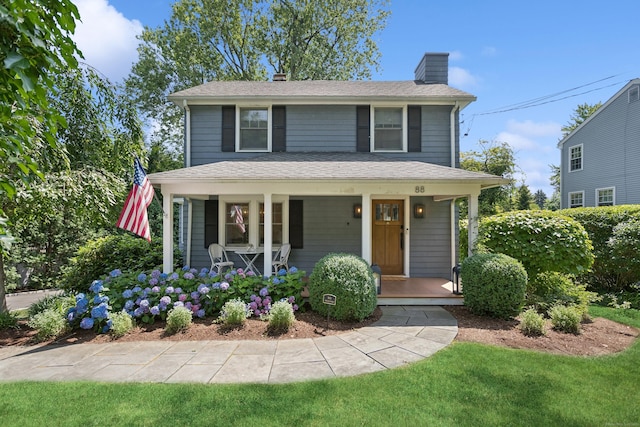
[260, 203, 283, 245]
[569, 145, 583, 172]
[569, 191, 584, 208]
[373, 107, 405, 151]
[225, 203, 249, 245]
[597, 187, 615, 206]
[222, 198, 288, 247]
[238, 107, 269, 151]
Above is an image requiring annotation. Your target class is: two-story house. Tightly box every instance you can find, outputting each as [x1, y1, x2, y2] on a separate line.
[148, 53, 506, 303]
[558, 78, 640, 208]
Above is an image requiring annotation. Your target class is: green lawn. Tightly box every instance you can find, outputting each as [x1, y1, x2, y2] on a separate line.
[1, 306, 638, 427]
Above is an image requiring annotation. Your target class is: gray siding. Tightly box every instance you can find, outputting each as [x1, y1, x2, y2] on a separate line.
[188, 104, 455, 163]
[286, 106, 356, 151]
[409, 197, 452, 278]
[561, 83, 640, 208]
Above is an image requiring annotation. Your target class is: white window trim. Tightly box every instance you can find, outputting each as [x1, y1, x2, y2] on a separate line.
[236, 105, 272, 152]
[370, 104, 408, 152]
[568, 144, 583, 172]
[568, 191, 584, 208]
[219, 195, 289, 248]
[596, 187, 615, 207]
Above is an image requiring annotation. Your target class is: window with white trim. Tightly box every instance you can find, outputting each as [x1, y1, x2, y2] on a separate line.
[597, 187, 615, 207]
[372, 106, 406, 151]
[238, 107, 269, 151]
[569, 144, 583, 172]
[221, 197, 288, 247]
[569, 191, 584, 208]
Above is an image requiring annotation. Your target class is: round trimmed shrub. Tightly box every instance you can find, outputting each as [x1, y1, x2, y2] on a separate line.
[519, 308, 546, 337]
[461, 253, 528, 319]
[549, 305, 581, 334]
[308, 253, 377, 321]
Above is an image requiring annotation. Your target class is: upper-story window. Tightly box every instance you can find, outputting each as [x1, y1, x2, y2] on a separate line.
[569, 191, 584, 208]
[238, 107, 270, 151]
[569, 144, 583, 172]
[372, 106, 406, 151]
[597, 187, 615, 206]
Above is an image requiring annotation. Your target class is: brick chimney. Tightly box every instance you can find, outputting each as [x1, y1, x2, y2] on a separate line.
[414, 53, 449, 84]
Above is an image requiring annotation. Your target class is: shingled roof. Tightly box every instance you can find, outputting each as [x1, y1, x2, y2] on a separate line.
[169, 80, 476, 105]
[148, 152, 505, 187]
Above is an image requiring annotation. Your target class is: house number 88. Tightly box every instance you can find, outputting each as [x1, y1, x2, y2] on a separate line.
[415, 186, 425, 193]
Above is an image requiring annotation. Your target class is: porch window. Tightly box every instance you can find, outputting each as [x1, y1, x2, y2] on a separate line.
[259, 202, 283, 244]
[225, 203, 249, 245]
[569, 144, 582, 172]
[239, 107, 269, 151]
[373, 107, 405, 151]
[569, 191, 584, 208]
[597, 187, 615, 206]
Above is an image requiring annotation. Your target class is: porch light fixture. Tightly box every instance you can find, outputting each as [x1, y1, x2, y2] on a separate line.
[353, 204, 362, 218]
[413, 204, 425, 219]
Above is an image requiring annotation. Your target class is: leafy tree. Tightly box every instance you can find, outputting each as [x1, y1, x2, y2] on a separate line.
[0, 0, 81, 312]
[533, 189, 547, 209]
[460, 140, 517, 216]
[126, 0, 390, 149]
[545, 164, 561, 210]
[561, 102, 602, 137]
[516, 184, 534, 210]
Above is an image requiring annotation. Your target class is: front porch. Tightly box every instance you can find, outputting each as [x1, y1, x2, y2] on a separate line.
[378, 277, 463, 306]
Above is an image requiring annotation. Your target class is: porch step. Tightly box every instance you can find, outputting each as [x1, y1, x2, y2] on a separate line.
[377, 297, 464, 306]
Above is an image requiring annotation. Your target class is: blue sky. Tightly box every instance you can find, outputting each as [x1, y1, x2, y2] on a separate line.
[72, 0, 640, 197]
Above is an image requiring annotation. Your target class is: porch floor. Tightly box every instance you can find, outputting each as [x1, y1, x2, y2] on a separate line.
[378, 277, 463, 306]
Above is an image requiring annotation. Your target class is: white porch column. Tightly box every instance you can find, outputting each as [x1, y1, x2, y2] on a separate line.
[467, 190, 480, 257]
[162, 189, 174, 274]
[361, 193, 372, 264]
[263, 193, 273, 276]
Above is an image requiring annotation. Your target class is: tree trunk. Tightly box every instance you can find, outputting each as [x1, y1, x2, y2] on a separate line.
[0, 251, 7, 313]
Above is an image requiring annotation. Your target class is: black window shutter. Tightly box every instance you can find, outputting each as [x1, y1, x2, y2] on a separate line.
[408, 105, 422, 152]
[289, 200, 303, 249]
[204, 200, 219, 248]
[221, 106, 235, 152]
[356, 105, 370, 152]
[272, 105, 286, 152]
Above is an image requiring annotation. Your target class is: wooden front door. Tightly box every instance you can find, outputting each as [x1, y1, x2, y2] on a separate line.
[372, 200, 404, 275]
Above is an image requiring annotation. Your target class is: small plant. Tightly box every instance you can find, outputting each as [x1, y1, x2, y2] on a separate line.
[549, 305, 582, 334]
[165, 306, 193, 334]
[0, 311, 18, 330]
[218, 298, 252, 326]
[28, 308, 68, 341]
[109, 311, 134, 338]
[28, 294, 76, 318]
[519, 308, 546, 337]
[267, 300, 295, 332]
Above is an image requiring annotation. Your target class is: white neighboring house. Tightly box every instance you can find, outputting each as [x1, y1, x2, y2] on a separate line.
[558, 79, 640, 209]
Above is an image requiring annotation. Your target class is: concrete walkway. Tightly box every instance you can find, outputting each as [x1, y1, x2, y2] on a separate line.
[0, 306, 457, 384]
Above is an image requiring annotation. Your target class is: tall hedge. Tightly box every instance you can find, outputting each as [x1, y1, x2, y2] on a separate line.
[560, 205, 640, 289]
[476, 211, 594, 277]
[62, 234, 181, 292]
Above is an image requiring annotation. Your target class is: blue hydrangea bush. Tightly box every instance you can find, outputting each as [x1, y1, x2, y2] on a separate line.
[65, 265, 305, 334]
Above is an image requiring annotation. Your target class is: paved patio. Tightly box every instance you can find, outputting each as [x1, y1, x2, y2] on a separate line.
[0, 306, 457, 384]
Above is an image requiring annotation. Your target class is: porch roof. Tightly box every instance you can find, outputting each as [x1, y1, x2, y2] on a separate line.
[148, 152, 507, 188]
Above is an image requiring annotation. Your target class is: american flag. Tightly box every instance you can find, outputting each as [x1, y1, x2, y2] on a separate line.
[116, 158, 155, 241]
[232, 205, 245, 233]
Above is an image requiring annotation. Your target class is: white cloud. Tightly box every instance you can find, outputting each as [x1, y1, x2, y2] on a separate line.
[449, 50, 464, 61]
[481, 46, 497, 57]
[73, 0, 144, 83]
[497, 131, 537, 151]
[449, 67, 479, 89]
[506, 119, 560, 138]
